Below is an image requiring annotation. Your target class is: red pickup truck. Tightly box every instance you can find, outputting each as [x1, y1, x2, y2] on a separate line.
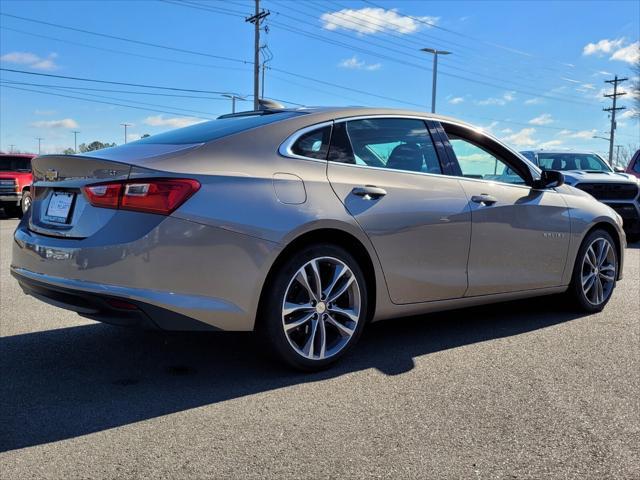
[0, 153, 36, 218]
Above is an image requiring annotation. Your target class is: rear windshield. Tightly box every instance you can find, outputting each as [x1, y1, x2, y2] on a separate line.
[131, 111, 303, 145]
[0, 156, 32, 172]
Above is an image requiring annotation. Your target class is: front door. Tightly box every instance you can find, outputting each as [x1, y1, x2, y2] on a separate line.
[440, 123, 571, 296]
[326, 117, 471, 304]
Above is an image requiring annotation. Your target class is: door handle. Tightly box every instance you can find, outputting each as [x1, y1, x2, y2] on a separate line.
[471, 194, 497, 206]
[352, 186, 387, 200]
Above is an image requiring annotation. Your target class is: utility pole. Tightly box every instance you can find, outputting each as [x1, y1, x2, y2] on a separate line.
[603, 75, 627, 165]
[120, 123, 131, 144]
[615, 144, 622, 166]
[246, 0, 270, 110]
[421, 48, 452, 114]
[8, 144, 15, 153]
[36, 137, 43, 155]
[72, 130, 79, 153]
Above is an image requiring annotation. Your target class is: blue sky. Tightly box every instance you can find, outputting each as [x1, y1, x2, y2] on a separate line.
[0, 0, 638, 157]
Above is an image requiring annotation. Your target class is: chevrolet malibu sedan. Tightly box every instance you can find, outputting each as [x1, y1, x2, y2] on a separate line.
[11, 107, 625, 370]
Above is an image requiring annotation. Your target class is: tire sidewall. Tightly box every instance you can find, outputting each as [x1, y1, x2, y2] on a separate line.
[570, 229, 618, 312]
[261, 244, 369, 371]
[20, 191, 32, 216]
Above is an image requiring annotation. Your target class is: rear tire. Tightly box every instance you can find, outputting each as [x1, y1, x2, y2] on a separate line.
[260, 244, 368, 371]
[20, 190, 32, 217]
[566, 229, 618, 312]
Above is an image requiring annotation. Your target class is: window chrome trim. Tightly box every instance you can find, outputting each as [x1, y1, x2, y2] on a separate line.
[278, 120, 334, 162]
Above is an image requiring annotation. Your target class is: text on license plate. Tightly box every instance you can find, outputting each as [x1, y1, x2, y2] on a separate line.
[46, 192, 74, 222]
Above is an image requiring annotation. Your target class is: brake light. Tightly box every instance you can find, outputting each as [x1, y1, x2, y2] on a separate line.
[84, 183, 122, 209]
[83, 178, 200, 215]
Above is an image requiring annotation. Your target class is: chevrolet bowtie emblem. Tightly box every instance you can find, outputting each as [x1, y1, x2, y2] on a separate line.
[45, 169, 59, 181]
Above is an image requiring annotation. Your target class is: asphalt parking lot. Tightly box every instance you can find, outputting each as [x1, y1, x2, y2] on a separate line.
[0, 215, 638, 479]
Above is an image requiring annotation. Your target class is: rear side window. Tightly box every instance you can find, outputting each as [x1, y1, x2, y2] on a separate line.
[131, 111, 303, 145]
[634, 155, 640, 173]
[329, 118, 442, 175]
[291, 126, 332, 160]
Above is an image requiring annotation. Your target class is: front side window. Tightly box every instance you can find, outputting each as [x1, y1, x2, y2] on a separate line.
[536, 153, 610, 172]
[448, 136, 526, 185]
[290, 125, 331, 160]
[634, 156, 640, 173]
[328, 118, 442, 175]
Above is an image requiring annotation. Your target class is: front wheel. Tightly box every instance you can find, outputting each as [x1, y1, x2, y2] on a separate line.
[567, 229, 618, 312]
[261, 244, 368, 371]
[20, 190, 32, 217]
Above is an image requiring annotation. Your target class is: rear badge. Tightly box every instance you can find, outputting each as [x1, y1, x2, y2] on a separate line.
[45, 169, 59, 181]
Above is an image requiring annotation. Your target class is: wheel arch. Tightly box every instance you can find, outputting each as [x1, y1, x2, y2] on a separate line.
[255, 227, 379, 330]
[582, 220, 624, 280]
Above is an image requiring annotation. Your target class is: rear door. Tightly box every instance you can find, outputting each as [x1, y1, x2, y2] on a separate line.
[437, 121, 571, 296]
[326, 117, 471, 304]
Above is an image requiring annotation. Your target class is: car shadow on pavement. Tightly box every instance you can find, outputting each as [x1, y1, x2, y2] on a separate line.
[0, 294, 589, 452]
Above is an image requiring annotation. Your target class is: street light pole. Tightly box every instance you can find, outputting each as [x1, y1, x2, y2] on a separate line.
[36, 137, 43, 155]
[120, 123, 131, 144]
[72, 130, 79, 153]
[421, 48, 452, 113]
[222, 94, 247, 114]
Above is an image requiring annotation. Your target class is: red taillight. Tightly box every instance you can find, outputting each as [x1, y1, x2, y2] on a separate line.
[83, 178, 200, 215]
[84, 183, 122, 209]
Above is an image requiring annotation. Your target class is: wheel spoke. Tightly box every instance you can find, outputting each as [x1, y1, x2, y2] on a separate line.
[308, 260, 323, 300]
[582, 272, 596, 291]
[295, 270, 317, 302]
[600, 264, 615, 273]
[597, 241, 610, 267]
[585, 247, 597, 269]
[302, 318, 319, 357]
[599, 272, 615, 282]
[284, 312, 314, 331]
[328, 305, 359, 322]
[326, 314, 355, 338]
[317, 317, 327, 359]
[595, 278, 604, 304]
[327, 274, 355, 303]
[323, 264, 347, 300]
[283, 302, 314, 316]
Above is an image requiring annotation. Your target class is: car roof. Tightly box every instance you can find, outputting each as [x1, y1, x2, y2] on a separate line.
[235, 105, 479, 129]
[520, 149, 600, 155]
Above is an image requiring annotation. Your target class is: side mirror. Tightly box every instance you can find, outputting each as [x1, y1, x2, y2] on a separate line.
[533, 170, 564, 189]
[613, 166, 625, 173]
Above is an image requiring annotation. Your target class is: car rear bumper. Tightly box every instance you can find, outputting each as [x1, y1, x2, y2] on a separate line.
[11, 214, 281, 331]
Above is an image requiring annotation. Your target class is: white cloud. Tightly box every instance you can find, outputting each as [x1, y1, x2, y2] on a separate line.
[539, 139, 563, 149]
[477, 91, 516, 106]
[31, 118, 78, 129]
[1, 51, 58, 70]
[448, 96, 464, 105]
[34, 109, 56, 115]
[620, 109, 638, 119]
[557, 129, 597, 139]
[529, 113, 554, 125]
[321, 8, 438, 35]
[583, 38, 624, 56]
[500, 128, 513, 134]
[338, 56, 381, 71]
[143, 115, 204, 128]
[504, 128, 537, 147]
[610, 41, 640, 64]
[524, 98, 543, 106]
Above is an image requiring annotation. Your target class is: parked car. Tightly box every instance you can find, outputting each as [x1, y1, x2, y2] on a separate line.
[0, 153, 35, 217]
[11, 107, 625, 370]
[520, 150, 640, 242]
[626, 149, 640, 180]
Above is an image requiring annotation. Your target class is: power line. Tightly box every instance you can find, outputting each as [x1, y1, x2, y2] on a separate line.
[0, 67, 243, 95]
[0, 12, 252, 65]
[1, 84, 216, 119]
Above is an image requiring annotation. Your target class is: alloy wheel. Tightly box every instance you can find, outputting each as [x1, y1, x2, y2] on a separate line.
[581, 237, 616, 306]
[282, 256, 361, 361]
